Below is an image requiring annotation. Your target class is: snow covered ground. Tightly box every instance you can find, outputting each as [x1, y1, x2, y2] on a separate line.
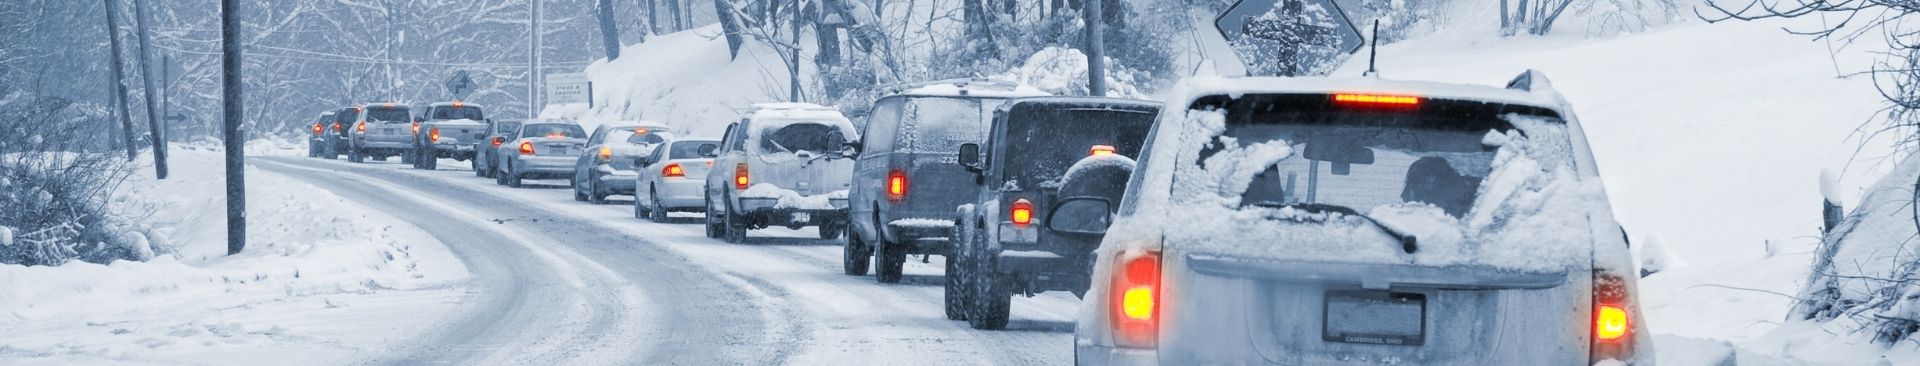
[0, 145, 468, 364]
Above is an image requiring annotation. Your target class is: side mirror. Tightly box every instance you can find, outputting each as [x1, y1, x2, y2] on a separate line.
[697, 143, 720, 158]
[636, 157, 654, 167]
[958, 143, 982, 173]
[414, 116, 426, 123]
[839, 141, 861, 158]
[1046, 197, 1114, 235]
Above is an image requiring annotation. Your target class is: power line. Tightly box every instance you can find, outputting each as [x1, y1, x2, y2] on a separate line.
[149, 42, 594, 68]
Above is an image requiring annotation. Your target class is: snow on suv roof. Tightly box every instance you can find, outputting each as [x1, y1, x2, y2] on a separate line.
[885, 78, 1050, 99]
[1177, 72, 1570, 114]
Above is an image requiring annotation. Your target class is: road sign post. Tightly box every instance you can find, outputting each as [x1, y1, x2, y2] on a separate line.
[1214, 0, 1363, 77]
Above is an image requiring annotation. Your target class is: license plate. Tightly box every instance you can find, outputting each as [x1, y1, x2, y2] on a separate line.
[791, 212, 811, 223]
[384, 128, 398, 134]
[1322, 291, 1425, 346]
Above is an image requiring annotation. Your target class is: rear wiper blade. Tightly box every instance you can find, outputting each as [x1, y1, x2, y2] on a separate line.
[1249, 202, 1419, 254]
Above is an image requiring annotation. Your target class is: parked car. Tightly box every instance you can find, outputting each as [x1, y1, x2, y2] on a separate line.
[945, 97, 1160, 325]
[345, 103, 414, 163]
[1071, 72, 1648, 365]
[702, 103, 858, 243]
[634, 137, 721, 221]
[307, 111, 336, 158]
[320, 107, 359, 159]
[473, 119, 523, 178]
[494, 121, 588, 188]
[844, 78, 1050, 283]
[572, 122, 675, 204]
[410, 101, 491, 170]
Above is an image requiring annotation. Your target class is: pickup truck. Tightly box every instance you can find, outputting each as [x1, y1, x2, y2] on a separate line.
[411, 101, 490, 170]
[345, 103, 414, 163]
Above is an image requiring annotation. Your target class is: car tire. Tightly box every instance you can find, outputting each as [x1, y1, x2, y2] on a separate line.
[588, 176, 608, 205]
[843, 226, 872, 276]
[634, 195, 648, 219]
[876, 241, 905, 284]
[945, 212, 979, 321]
[506, 165, 524, 188]
[472, 157, 484, 177]
[348, 147, 364, 163]
[573, 177, 588, 201]
[724, 203, 748, 244]
[495, 164, 509, 185]
[421, 152, 438, 170]
[967, 245, 1011, 330]
[649, 189, 669, 222]
[945, 254, 970, 320]
[704, 206, 724, 239]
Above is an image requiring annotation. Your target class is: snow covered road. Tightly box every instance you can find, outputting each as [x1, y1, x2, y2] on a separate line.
[255, 156, 1081, 365]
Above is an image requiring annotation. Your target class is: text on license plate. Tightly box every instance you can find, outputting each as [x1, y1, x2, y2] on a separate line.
[1322, 290, 1426, 346]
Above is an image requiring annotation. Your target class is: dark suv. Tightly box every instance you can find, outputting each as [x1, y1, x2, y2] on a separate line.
[945, 97, 1160, 328]
[844, 79, 1049, 284]
[320, 107, 360, 159]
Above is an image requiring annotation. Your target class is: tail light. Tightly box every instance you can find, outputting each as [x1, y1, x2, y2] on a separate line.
[491, 136, 505, 148]
[518, 141, 535, 155]
[1010, 199, 1033, 227]
[1332, 93, 1422, 110]
[598, 146, 612, 163]
[411, 122, 420, 135]
[1111, 250, 1161, 348]
[733, 163, 750, 189]
[886, 169, 907, 201]
[1590, 271, 1636, 363]
[355, 122, 366, 133]
[311, 124, 323, 135]
[663, 163, 685, 177]
[331, 122, 342, 132]
[428, 127, 441, 143]
[1091, 145, 1116, 156]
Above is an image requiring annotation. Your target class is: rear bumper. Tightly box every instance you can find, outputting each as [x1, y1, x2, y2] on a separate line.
[735, 206, 849, 228]
[513, 156, 574, 176]
[596, 171, 638, 194]
[652, 178, 706, 209]
[354, 139, 411, 150]
[1076, 344, 1156, 366]
[886, 221, 955, 255]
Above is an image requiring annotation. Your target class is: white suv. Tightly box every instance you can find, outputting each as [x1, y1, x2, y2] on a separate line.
[703, 103, 860, 243]
[1074, 71, 1648, 365]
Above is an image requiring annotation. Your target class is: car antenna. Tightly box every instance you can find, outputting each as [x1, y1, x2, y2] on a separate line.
[1363, 19, 1381, 78]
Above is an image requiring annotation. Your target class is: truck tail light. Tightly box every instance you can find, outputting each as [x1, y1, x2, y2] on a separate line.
[886, 169, 907, 200]
[663, 163, 684, 177]
[1111, 250, 1161, 349]
[428, 127, 441, 143]
[734, 163, 750, 190]
[1590, 271, 1636, 363]
[598, 146, 612, 163]
[518, 141, 535, 155]
[1010, 199, 1033, 227]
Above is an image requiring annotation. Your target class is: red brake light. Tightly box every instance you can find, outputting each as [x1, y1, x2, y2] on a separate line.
[886, 170, 907, 200]
[1111, 251, 1161, 348]
[311, 124, 323, 135]
[412, 122, 421, 135]
[331, 123, 342, 132]
[1332, 93, 1422, 109]
[355, 122, 366, 133]
[635, 127, 649, 135]
[1010, 199, 1033, 227]
[1590, 271, 1636, 362]
[1091, 145, 1116, 156]
[663, 163, 684, 177]
[451, 101, 464, 109]
[491, 136, 505, 147]
[734, 163, 750, 189]
[1596, 305, 1628, 341]
[518, 141, 535, 155]
[428, 128, 441, 143]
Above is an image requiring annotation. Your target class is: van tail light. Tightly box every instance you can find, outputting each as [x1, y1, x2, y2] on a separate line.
[734, 163, 750, 190]
[428, 127, 441, 143]
[491, 136, 505, 148]
[1111, 250, 1161, 349]
[1010, 199, 1033, 227]
[663, 163, 685, 177]
[597, 146, 613, 163]
[886, 169, 907, 200]
[1590, 271, 1636, 363]
[518, 141, 535, 155]
[1091, 145, 1116, 156]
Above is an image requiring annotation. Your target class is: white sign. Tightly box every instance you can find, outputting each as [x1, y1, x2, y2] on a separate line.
[545, 73, 589, 105]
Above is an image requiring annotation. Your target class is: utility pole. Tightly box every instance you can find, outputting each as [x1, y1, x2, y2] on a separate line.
[103, 0, 137, 161]
[789, 0, 801, 102]
[220, 0, 246, 255]
[1085, 0, 1107, 97]
[160, 54, 169, 135]
[529, 0, 542, 116]
[132, 0, 168, 179]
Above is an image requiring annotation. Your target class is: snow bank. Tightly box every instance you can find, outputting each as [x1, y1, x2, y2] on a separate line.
[995, 47, 1147, 99]
[0, 147, 467, 363]
[739, 183, 848, 210]
[582, 25, 805, 139]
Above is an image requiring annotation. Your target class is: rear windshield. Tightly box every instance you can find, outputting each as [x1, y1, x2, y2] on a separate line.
[669, 140, 720, 159]
[494, 122, 522, 134]
[607, 127, 666, 146]
[758, 122, 848, 155]
[365, 108, 410, 122]
[335, 110, 359, 124]
[430, 106, 484, 120]
[1000, 106, 1157, 182]
[520, 123, 586, 139]
[900, 97, 1004, 153]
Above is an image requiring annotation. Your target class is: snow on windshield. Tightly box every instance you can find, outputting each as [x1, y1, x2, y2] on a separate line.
[900, 97, 1000, 153]
[1145, 102, 1600, 272]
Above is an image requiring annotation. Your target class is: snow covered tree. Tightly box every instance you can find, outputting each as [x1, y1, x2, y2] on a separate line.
[1501, 0, 1580, 35]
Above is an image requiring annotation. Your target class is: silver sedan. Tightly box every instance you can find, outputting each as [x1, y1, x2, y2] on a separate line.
[494, 121, 587, 188]
[633, 138, 720, 221]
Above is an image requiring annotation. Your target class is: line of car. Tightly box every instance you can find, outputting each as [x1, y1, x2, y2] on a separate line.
[302, 71, 1649, 365]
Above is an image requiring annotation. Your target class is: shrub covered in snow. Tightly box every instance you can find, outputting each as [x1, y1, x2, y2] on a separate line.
[1798, 151, 1920, 343]
[0, 96, 154, 266]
